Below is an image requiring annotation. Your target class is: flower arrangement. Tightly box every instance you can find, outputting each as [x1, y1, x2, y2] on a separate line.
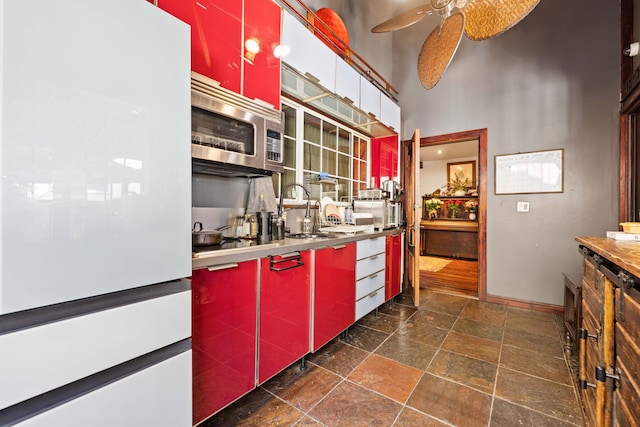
[448, 171, 472, 194]
[464, 199, 478, 213]
[424, 198, 443, 212]
[445, 199, 463, 217]
[425, 197, 443, 220]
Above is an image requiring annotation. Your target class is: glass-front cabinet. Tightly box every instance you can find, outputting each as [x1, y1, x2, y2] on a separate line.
[273, 99, 370, 203]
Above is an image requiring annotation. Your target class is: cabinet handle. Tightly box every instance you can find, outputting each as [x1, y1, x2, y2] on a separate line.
[368, 273, 379, 280]
[270, 252, 304, 271]
[367, 290, 378, 298]
[207, 263, 239, 272]
[278, 252, 301, 260]
[332, 245, 346, 250]
[369, 255, 379, 261]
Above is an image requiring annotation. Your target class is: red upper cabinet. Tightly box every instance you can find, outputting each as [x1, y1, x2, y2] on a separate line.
[156, 0, 281, 110]
[156, 0, 242, 94]
[243, 0, 281, 109]
[371, 135, 399, 188]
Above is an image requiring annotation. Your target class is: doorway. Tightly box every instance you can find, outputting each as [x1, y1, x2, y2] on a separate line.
[419, 129, 487, 300]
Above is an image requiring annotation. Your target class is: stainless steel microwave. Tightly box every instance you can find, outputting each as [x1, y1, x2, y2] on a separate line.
[191, 72, 283, 176]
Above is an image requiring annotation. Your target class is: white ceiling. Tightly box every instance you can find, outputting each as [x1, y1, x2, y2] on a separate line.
[420, 139, 478, 162]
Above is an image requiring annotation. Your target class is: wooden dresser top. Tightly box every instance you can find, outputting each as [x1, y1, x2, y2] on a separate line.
[576, 236, 640, 278]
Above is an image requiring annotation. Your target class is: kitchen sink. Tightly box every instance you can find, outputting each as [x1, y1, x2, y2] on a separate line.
[286, 232, 337, 239]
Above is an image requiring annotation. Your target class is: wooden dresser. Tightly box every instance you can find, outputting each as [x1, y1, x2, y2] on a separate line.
[576, 237, 640, 427]
[420, 220, 478, 260]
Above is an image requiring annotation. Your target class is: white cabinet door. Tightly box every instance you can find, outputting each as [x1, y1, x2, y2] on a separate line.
[360, 76, 381, 118]
[281, 11, 336, 90]
[335, 57, 360, 104]
[17, 351, 192, 427]
[380, 94, 401, 133]
[1, 0, 192, 314]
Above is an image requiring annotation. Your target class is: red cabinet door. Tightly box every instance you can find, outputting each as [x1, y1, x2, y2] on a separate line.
[385, 234, 402, 300]
[191, 260, 258, 424]
[157, 0, 242, 93]
[370, 135, 399, 188]
[243, 0, 281, 109]
[259, 251, 310, 383]
[313, 243, 356, 351]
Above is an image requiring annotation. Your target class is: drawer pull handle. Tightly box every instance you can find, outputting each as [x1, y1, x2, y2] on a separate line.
[368, 273, 378, 280]
[369, 255, 379, 261]
[270, 252, 304, 271]
[580, 327, 599, 343]
[207, 263, 239, 272]
[332, 245, 346, 250]
[368, 290, 378, 298]
[579, 380, 596, 390]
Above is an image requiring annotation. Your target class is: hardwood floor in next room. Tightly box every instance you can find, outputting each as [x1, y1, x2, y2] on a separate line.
[420, 256, 479, 297]
[202, 289, 583, 426]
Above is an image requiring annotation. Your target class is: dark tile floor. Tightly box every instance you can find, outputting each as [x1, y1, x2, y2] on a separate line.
[203, 290, 584, 426]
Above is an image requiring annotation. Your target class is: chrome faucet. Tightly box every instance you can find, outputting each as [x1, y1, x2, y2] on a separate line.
[278, 183, 312, 233]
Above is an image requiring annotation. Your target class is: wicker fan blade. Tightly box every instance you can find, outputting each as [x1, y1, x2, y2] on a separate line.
[371, 4, 434, 33]
[463, 0, 540, 41]
[417, 12, 465, 90]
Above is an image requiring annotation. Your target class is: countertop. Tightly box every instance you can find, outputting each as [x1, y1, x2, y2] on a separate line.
[576, 236, 640, 278]
[193, 229, 403, 270]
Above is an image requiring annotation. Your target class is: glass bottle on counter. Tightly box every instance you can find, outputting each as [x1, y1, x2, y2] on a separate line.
[302, 217, 312, 234]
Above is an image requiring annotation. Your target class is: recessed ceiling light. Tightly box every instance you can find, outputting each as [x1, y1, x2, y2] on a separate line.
[437, 149, 443, 154]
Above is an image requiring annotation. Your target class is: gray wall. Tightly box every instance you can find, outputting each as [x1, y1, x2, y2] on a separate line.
[300, 0, 620, 306]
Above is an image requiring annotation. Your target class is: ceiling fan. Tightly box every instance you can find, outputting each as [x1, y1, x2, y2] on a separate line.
[372, 0, 540, 89]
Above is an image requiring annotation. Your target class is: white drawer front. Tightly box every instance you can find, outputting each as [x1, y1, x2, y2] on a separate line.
[17, 351, 192, 427]
[356, 271, 385, 300]
[0, 290, 191, 410]
[355, 286, 385, 320]
[356, 254, 385, 281]
[356, 237, 386, 260]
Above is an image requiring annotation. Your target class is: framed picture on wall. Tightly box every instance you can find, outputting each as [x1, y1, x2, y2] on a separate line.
[447, 160, 476, 189]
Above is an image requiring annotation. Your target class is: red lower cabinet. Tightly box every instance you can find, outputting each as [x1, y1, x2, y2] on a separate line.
[313, 243, 356, 351]
[191, 261, 258, 425]
[259, 251, 311, 384]
[385, 234, 402, 300]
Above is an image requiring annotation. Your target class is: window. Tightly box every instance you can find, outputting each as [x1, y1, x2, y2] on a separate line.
[273, 99, 369, 203]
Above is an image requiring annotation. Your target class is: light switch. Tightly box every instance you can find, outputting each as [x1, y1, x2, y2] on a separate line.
[517, 202, 530, 212]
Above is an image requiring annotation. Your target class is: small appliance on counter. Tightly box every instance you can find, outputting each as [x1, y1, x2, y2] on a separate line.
[353, 187, 401, 230]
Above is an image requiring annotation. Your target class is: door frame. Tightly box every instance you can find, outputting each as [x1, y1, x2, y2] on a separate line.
[419, 128, 488, 300]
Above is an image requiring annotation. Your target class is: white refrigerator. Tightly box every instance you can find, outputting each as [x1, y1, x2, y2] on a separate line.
[0, 0, 193, 425]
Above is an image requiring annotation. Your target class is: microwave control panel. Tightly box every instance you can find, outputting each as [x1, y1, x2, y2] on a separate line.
[266, 129, 282, 163]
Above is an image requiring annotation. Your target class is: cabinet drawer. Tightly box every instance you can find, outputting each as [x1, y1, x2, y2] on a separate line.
[582, 258, 604, 299]
[356, 237, 385, 260]
[355, 286, 384, 320]
[615, 326, 640, 427]
[356, 271, 385, 300]
[356, 254, 385, 280]
[581, 301, 602, 357]
[11, 351, 191, 427]
[615, 287, 640, 343]
[582, 281, 603, 326]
